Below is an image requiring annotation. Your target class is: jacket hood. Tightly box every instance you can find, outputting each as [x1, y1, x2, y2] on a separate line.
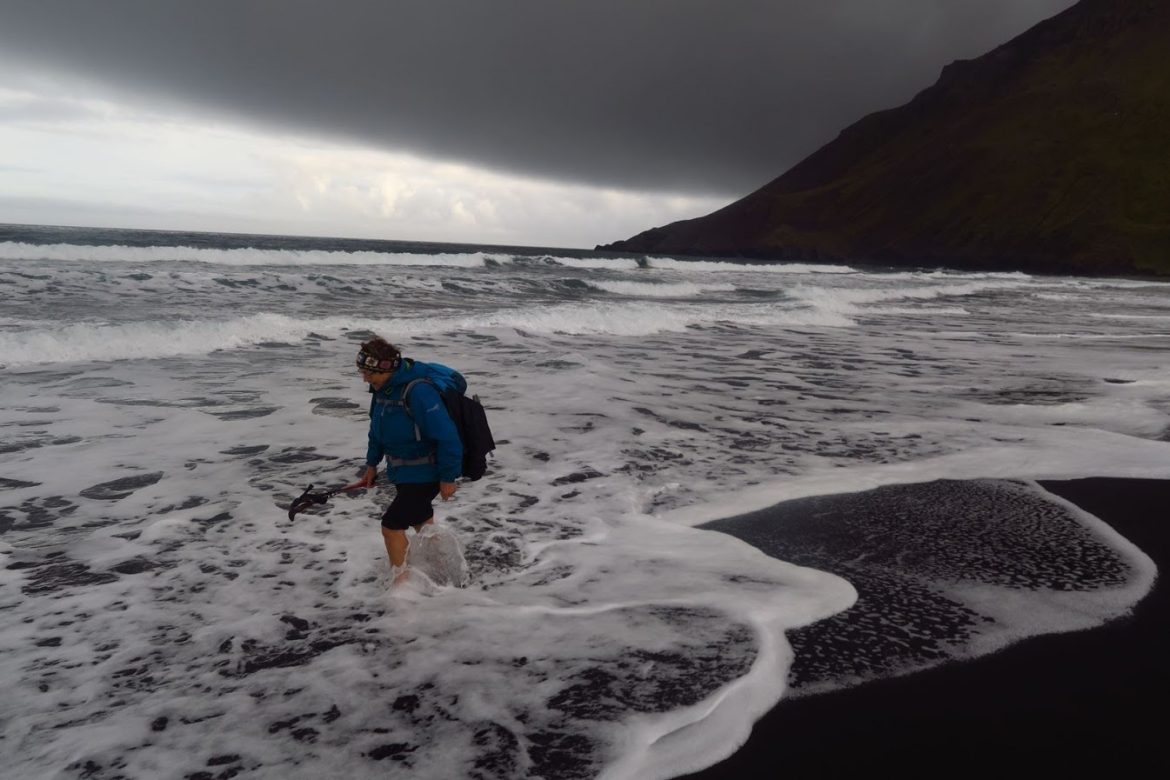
[369, 357, 428, 394]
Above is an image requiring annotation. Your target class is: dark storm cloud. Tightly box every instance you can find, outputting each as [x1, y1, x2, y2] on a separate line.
[0, 0, 1076, 195]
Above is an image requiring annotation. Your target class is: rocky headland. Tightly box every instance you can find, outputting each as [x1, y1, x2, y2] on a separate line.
[601, 0, 1170, 276]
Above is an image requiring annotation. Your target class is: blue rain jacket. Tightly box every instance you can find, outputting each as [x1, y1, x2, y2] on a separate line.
[365, 359, 463, 484]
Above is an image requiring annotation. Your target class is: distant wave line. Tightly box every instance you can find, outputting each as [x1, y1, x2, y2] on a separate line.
[0, 302, 858, 367]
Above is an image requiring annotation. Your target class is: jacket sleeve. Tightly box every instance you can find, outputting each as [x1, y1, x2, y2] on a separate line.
[365, 396, 384, 467]
[410, 384, 463, 482]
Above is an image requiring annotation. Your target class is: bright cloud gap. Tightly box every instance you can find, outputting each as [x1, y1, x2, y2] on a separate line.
[0, 81, 729, 248]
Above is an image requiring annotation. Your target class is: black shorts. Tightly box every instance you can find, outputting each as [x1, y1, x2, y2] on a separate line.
[381, 482, 440, 530]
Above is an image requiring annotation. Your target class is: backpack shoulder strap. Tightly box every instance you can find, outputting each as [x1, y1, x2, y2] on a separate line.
[400, 378, 436, 441]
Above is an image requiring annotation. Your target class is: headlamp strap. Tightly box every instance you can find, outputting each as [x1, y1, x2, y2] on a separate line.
[357, 351, 401, 372]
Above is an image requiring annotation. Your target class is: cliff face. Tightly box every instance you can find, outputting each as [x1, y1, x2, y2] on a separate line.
[601, 0, 1170, 276]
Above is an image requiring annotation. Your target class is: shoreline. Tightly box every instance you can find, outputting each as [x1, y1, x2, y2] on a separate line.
[681, 477, 1170, 777]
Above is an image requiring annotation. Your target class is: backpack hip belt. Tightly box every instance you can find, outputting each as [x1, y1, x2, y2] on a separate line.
[387, 453, 437, 467]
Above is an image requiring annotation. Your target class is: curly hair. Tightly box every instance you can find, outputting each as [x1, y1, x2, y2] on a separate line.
[359, 337, 400, 362]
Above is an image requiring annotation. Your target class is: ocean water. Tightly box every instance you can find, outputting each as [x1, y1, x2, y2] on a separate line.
[1, 224, 1168, 779]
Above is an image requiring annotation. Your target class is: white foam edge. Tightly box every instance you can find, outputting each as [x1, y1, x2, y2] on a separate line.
[944, 480, 1157, 656]
[660, 435, 1170, 529]
[1009, 332, 1170, 340]
[524, 514, 856, 780]
[600, 612, 789, 780]
[541, 256, 643, 270]
[645, 257, 856, 274]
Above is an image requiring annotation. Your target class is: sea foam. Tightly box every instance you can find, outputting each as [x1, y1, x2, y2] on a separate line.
[2, 237, 1169, 780]
[645, 257, 856, 273]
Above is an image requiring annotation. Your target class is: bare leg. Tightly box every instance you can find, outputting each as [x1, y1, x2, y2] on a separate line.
[382, 517, 434, 585]
[382, 527, 409, 572]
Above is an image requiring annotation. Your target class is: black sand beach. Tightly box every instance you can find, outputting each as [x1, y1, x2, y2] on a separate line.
[682, 478, 1170, 778]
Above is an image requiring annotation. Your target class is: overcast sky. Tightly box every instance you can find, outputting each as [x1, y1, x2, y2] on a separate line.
[0, 0, 1076, 248]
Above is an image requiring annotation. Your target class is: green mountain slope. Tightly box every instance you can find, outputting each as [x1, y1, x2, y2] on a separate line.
[601, 0, 1170, 276]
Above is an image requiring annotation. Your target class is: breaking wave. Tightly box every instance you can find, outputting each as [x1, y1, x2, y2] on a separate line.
[586, 280, 738, 298]
[646, 257, 857, 273]
[0, 242, 499, 268]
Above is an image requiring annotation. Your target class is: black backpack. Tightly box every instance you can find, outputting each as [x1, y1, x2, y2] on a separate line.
[402, 364, 496, 481]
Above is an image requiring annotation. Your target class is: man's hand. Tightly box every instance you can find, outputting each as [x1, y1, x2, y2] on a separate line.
[439, 481, 458, 501]
[358, 465, 377, 488]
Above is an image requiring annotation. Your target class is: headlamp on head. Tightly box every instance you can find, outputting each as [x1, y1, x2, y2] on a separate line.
[356, 351, 400, 372]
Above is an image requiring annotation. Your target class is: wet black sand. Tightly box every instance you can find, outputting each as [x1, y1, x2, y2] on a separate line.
[681, 478, 1170, 778]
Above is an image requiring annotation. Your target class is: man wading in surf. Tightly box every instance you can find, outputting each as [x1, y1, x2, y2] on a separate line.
[353, 337, 461, 583]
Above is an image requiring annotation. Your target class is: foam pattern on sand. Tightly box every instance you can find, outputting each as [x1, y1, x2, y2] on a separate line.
[704, 479, 1156, 696]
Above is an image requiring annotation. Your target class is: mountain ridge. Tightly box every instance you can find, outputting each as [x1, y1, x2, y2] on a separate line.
[600, 0, 1170, 276]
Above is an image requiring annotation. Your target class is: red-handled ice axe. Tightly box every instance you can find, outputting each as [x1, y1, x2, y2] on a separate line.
[287, 480, 367, 521]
